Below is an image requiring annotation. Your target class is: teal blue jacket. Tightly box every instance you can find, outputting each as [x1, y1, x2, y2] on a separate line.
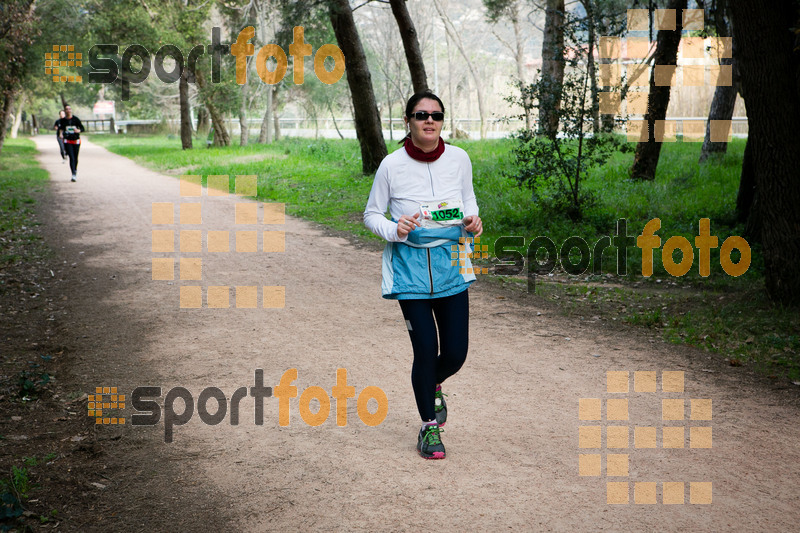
[380, 225, 475, 300]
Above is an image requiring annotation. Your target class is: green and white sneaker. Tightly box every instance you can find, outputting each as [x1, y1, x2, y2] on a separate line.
[417, 423, 445, 460]
[434, 385, 447, 427]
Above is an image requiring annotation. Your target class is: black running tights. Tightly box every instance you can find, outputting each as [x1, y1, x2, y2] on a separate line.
[65, 143, 80, 175]
[398, 290, 469, 422]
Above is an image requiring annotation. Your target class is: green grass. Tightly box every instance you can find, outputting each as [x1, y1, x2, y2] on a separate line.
[487, 137, 755, 285]
[89, 134, 798, 380]
[91, 134, 749, 271]
[0, 138, 49, 265]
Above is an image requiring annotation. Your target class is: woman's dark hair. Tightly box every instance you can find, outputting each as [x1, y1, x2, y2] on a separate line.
[404, 91, 445, 118]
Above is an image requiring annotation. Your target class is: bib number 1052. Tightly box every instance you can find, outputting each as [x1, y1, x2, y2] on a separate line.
[419, 199, 464, 228]
[431, 208, 463, 221]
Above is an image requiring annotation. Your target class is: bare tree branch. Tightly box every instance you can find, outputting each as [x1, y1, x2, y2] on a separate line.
[490, 26, 516, 56]
[353, 0, 390, 12]
[432, 0, 488, 138]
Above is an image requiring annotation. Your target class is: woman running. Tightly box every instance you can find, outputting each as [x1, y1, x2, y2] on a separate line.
[57, 105, 85, 182]
[364, 91, 483, 459]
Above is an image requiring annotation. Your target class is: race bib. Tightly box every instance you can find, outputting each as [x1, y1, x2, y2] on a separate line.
[419, 199, 464, 228]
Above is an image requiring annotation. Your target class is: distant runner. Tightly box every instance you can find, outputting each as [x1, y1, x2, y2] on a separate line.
[56, 105, 85, 182]
[364, 91, 483, 460]
[54, 110, 66, 161]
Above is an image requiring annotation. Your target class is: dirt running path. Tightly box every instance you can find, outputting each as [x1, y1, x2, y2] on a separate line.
[33, 135, 800, 531]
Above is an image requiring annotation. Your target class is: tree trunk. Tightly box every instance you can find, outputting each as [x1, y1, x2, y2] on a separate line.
[10, 92, 26, 139]
[389, 0, 428, 94]
[239, 82, 249, 147]
[600, 45, 616, 132]
[630, 0, 686, 181]
[259, 86, 273, 144]
[328, 99, 344, 140]
[272, 103, 281, 142]
[208, 106, 230, 147]
[197, 106, 210, 135]
[266, 91, 274, 143]
[0, 89, 16, 156]
[255, 0, 274, 145]
[328, 0, 387, 173]
[729, 0, 800, 305]
[258, 107, 269, 144]
[699, 16, 737, 163]
[179, 69, 193, 150]
[195, 68, 231, 147]
[386, 76, 393, 141]
[736, 133, 757, 233]
[446, 30, 456, 136]
[434, 0, 487, 139]
[510, 2, 531, 131]
[582, 1, 600, 133]
[538, 0, 565, 138]
[698, 55, 736, 163]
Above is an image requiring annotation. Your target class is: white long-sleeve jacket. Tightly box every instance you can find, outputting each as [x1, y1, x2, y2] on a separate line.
[364, 143, 479, 299]
[363, 143, 479, 242]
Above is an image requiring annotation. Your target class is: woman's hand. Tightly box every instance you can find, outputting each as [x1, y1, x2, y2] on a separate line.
[463, 215, 483, 237]
[397, 212, 422, 238]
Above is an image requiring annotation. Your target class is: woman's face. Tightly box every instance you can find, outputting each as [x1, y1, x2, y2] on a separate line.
[406, 98, 443, 148]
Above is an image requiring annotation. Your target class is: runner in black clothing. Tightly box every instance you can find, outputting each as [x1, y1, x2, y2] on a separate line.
[54, 110, 66, 161]
[56, 105, 85, 182]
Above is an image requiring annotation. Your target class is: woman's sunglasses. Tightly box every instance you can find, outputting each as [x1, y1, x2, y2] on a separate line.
[410, 111, 444, 121]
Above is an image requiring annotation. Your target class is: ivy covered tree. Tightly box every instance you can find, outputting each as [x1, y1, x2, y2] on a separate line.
[728, 0, 800, 305]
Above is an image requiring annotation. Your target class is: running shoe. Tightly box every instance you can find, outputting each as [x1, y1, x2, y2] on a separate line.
[417, 424, 445, 459]
[434, 385, 447, 427]
[71, 174, 76, 182]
